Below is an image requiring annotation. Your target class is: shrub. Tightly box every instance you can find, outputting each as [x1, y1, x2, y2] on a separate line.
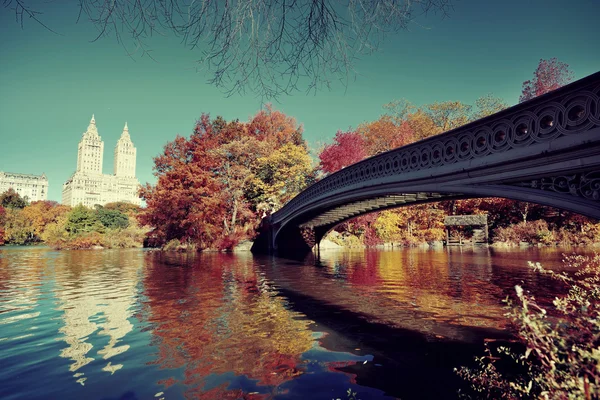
[456, 254, 600, 399]
[214, 232, 246, 251]
[493, 220, 554, 245]
[68, 232, 104, 249]
[556, 223, 600, 246]
[163, 238, 182, 251]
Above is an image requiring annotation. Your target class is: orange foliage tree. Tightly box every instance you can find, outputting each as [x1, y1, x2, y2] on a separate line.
[140, 108, 313, 250]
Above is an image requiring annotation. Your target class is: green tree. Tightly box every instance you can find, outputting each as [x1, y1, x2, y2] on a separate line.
[95, 207, 130, 229]
[65, 205, 103, 234]
[0, 188, 28, 209]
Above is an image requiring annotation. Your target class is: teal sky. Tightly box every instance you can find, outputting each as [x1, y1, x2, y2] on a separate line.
[1, 0, 599, 202]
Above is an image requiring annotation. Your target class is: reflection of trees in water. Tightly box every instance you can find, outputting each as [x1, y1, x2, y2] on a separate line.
[54, 250, 141, 385]
[269, 249, 506, 340]
[143, 252, 313, 399]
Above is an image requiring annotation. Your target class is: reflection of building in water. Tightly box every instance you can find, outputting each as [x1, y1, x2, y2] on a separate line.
[54, 252, 140, 384]
[0, 253, 45, 339]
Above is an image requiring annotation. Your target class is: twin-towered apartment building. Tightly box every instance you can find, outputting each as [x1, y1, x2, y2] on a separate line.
[62, 115, 141, 207]
[1, 115, 141, 207]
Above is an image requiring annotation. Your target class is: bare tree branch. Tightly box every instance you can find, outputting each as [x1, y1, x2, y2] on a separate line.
[4, 0, 453, 98]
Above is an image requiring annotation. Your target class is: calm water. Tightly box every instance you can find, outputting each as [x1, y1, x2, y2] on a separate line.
[0, 246, 579, 399]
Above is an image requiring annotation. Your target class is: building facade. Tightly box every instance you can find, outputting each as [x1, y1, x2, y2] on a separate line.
[0, 171, 48, 201]
[62, 115, 141, 207]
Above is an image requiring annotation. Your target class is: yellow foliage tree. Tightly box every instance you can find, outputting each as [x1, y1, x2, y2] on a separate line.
[248, 143, 313, 210]
[21, 201, 70, 239]
[373, 210, 403, 243]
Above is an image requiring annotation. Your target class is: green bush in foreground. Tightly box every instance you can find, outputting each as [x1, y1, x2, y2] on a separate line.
[456, 254, 600, 399]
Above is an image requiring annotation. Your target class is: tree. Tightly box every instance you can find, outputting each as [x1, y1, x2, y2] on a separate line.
[318, 130, 368, 174]
[0, 188, 28, 209]
[103, 202, 141, 215]
[472, 94, 508, 120]
[4, 0, 451, 97]
[426, 101, 472, 132]
[405, 109, 443, 141]
[0, 206, 5, 245]
[95, 207, 130, 229]
[373, 210, 403, 243]
[65, 205, 104, 234]
[519, 58, 574, 102]
[248, 143, 314, 210]
[3, 208, 35, 244]
[20, 201, 70, 241]
[140, 107, 313, 249]
[212, 134, 271, 235]
[358, 116, 416, 156]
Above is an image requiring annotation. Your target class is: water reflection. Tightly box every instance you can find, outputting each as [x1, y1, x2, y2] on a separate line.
[143, 252, 315, 399]
[53, 250, 141, 384]
[0, 246, 579, 400]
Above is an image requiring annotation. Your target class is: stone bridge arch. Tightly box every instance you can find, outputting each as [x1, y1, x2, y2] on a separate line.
[252, 72, 600, 255]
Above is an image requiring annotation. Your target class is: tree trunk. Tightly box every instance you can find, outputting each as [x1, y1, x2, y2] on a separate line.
[230, 198, 238, 234]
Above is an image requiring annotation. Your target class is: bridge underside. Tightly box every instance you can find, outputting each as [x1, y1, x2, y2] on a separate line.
[299, 193, 450, 229]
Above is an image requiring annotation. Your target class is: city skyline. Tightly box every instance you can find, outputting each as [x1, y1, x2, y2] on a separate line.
[1, 0, 599, 202]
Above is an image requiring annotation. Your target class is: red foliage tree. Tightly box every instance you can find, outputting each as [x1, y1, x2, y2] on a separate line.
[140, 108, 312, 250]
[318, 130, 367, 174]
[139, 117, 228, 248]
[519, 58, 574, 103]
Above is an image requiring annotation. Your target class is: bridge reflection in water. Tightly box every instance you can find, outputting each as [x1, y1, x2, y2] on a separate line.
[253, 72, 600, 255]
[0, 247, 574, 399]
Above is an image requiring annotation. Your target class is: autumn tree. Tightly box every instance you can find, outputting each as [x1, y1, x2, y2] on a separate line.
[248, 143, 314, 210]
[0, 206, 5, 245]
[140, 108, 313, 249]
[426, 101, 472, 132]
[358, 116, 416, 155]
[3, 208, 34, 244]
[139, 126, 226, 248]
[519, 58, 574, 102]
[211, 128, 272, 235]
[318, 130, 368, 174]
[20, 201, 71, 241]
[472, 94, 508, 120]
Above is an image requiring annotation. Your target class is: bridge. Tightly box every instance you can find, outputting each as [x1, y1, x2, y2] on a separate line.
[252, 72, 600, 255]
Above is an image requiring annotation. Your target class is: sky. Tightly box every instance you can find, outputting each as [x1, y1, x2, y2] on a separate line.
[0, 0, 599, 202]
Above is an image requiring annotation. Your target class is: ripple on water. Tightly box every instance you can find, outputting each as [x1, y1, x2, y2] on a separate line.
[0, 246, 579, 400]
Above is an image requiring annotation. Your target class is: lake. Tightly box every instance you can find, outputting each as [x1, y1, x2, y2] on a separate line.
[0, 246, 579, 399]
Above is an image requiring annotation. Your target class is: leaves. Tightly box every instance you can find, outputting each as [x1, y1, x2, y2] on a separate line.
[140, 107, 313, 249]
[319, 130, 368, 174]
[519, 58, 574, 103]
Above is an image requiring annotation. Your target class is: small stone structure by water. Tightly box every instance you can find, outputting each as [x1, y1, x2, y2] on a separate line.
[444, 215, 488, 246]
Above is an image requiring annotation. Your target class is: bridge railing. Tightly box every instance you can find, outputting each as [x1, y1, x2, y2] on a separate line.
[273, 72, 600, 225]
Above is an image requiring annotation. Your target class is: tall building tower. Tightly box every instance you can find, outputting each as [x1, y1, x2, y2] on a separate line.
[63, 115, 141, 207]
[76, 115, 104, 174]
[113, 122, 137, 178]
